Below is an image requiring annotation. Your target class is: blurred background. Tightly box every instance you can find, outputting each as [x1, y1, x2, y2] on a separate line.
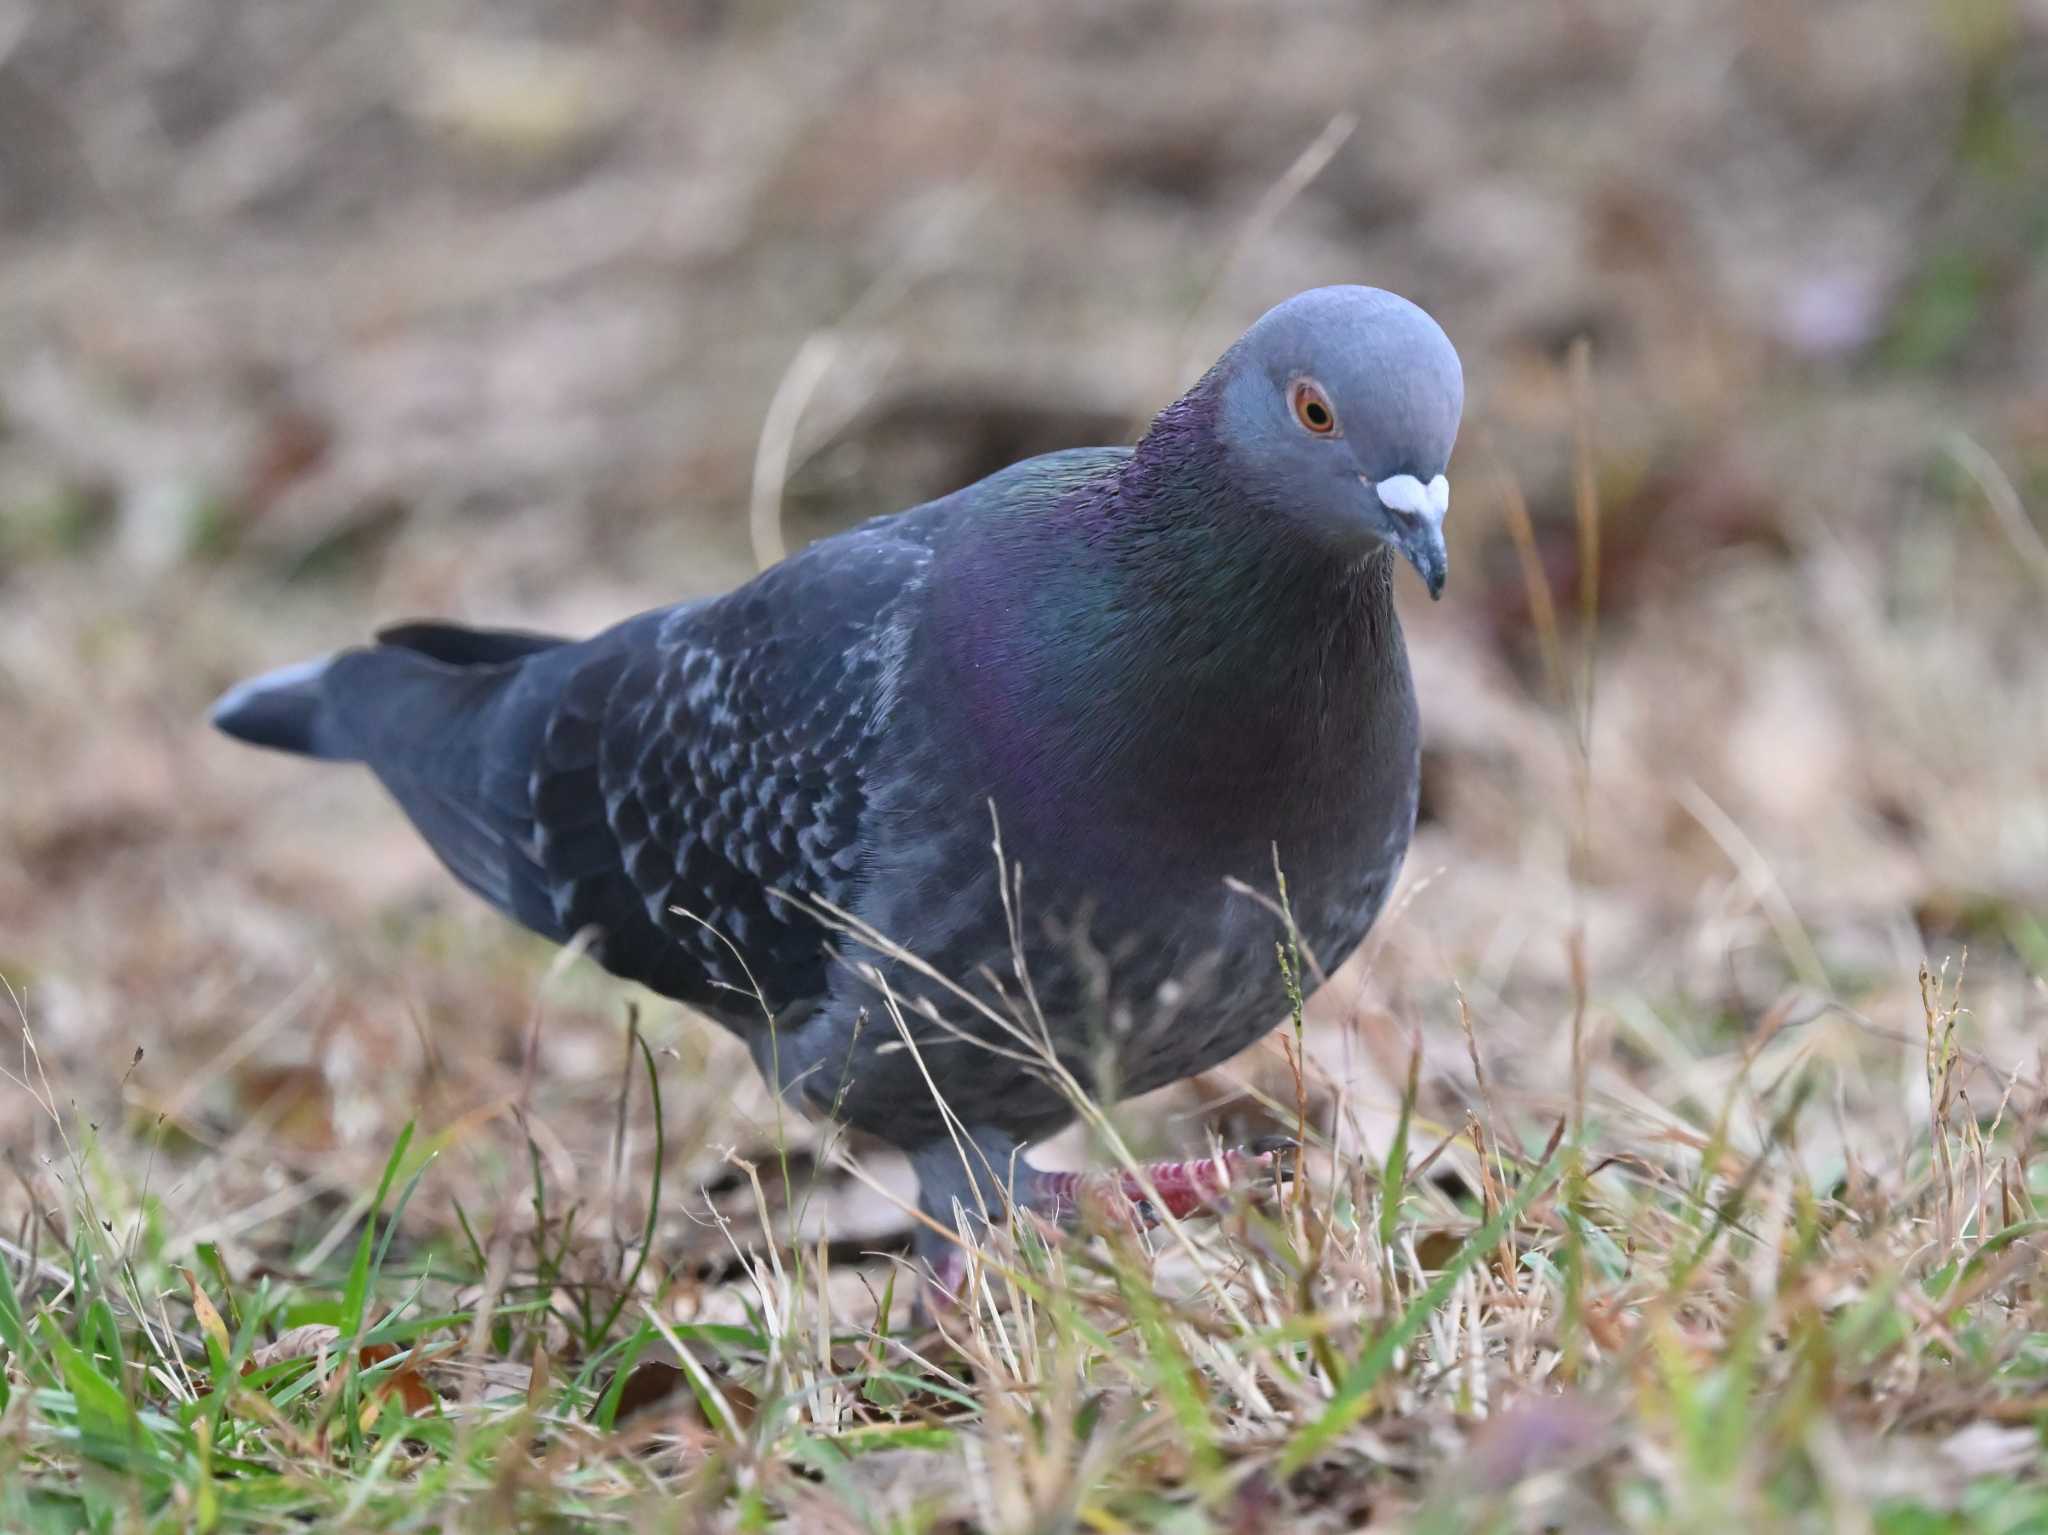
[1, 0, 2043, 1277]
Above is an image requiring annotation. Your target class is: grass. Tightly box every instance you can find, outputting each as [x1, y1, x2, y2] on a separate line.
[3, 934, 2045, 1532]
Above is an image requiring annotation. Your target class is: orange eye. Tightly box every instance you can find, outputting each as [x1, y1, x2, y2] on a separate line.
[1291, 379, 1338, 435]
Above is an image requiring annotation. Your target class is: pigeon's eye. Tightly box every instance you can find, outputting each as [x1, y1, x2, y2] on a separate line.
[1290, 379, 1338, 436]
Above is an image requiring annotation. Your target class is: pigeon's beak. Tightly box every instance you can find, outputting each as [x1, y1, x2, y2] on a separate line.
[1373, 473, 1451, 600]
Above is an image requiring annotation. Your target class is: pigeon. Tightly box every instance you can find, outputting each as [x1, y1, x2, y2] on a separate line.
[213, 284, 1463, 1273]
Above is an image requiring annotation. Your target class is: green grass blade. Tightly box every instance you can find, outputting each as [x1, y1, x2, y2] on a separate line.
[40, 1319, 166, 1483]
[0, 1246, 39, 1389]
[342, 1121, 417, 1344]
[1280, 1148, 1562, 1474]
[1379, 1038, 1421, 1253]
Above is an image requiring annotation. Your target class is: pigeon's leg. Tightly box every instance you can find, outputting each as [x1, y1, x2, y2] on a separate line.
[908, 1128, 1034, 1307]
[910, 1132, 1296, 1304]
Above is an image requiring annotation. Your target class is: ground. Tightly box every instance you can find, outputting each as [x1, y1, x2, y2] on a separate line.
[2, 1, 2046, 1530]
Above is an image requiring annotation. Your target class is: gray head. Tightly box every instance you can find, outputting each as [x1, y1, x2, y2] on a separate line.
[1209, 286, 1464, 597]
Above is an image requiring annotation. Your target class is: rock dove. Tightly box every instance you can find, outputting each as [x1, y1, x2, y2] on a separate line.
[213, 285, 1463, 1269]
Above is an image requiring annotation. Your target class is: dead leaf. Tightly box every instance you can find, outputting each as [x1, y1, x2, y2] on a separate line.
[529, 1339, 552, 1412]
[180, 1268, 232, 1358]
[358, 1362, 437, 1430]
[240, 1324, 440, 1418]
[244, 1323, 343, 1375]
[602, 1359, 686, 1421]
[358, 1341, 441, 1418]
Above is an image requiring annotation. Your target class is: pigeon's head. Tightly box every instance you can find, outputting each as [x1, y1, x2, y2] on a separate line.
[1210, 285, 1464, 597]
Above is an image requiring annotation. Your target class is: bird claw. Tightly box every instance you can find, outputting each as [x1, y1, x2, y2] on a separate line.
[918, 1138, 1300, 1318]
[1035, 1138, 1298, 1227]
[923, 1245, 972, 1318]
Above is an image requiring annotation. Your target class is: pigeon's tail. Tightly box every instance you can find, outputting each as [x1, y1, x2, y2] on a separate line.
[210, 622, 572, 763]
[217, 620, 593, 937]
[210, 657, 358, 761]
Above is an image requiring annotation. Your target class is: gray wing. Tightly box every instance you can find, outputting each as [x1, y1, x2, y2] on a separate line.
[318, 516, 934, 1025]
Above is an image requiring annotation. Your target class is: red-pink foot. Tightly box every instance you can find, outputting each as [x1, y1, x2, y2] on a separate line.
[1028, 1136, 1297, 1226]
[925, 1244, 972, 1315]
[913, 1136, 1296, 1318]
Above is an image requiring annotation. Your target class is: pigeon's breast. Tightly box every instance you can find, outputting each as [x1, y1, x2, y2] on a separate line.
[822, 537, 1424, 1140]
[842, 642, 1418, 1126]
[1100, 743, 1419, 1098]
[1072, 621, 1422, 1091]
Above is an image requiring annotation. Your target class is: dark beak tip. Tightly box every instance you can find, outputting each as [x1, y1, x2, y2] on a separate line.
[1389, 515, 1449, 601]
